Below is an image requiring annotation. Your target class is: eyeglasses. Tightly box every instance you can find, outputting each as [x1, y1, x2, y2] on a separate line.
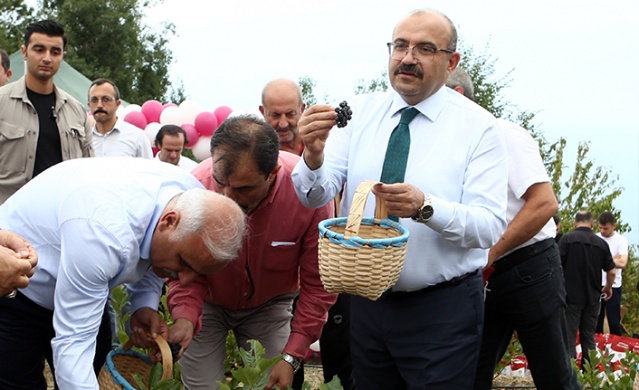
[387, 42, 454, 62]
[89, 96, 116, 104]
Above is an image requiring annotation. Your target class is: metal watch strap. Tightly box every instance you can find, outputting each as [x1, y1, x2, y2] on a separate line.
[282, 353, 301, 373]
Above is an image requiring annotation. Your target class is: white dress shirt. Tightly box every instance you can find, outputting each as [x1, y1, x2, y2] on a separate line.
[499, 119, 556, 254]
[0, 157, 203, 389]
[155, 153, 199, 172]
[92, 118, 153, 158]
[292, 86, 508, 291]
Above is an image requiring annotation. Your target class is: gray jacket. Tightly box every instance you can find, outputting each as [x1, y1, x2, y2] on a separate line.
[0, 76, 94, 203]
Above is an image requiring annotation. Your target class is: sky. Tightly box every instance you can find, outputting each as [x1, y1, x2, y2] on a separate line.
[142, 0, 637, 243]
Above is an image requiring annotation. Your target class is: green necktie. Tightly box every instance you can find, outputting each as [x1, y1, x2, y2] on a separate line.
[379, 107, 419, 221]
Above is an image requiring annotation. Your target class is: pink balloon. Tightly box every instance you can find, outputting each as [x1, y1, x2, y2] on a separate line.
[141, 100, 164, 124]
[214, 106, 233, 125]
[181, 123, 200, 148]
[163, 102, 178, 109]
[194, 111, 219, 137]
[123, 111, 148, 130]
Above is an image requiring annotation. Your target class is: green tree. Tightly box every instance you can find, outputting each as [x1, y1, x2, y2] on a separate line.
[0, 0, 177, 103]
[354, 70, 388, 95]
[0, 0, 36, 53]
[299, 75, 317, 107]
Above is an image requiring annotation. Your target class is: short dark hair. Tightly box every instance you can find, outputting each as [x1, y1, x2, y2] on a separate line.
[89, 78, 121, 100]
[552, 213, 561, 225]
[155, 125, 189, 148]
[0, 49, 10, 73]
[24, 20, 68, 49]
[210, 115, 279, 179]
[574, 210, 593, 223]
[598, 211, 616, 225]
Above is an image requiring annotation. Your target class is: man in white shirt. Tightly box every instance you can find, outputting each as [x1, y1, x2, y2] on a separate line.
[596, 211, 629, 335]
[447, 68, 581, 389]
[292, 9, 508, 389]
[0, 157, 246, 390]
[154, 124, 199, 171]
[88, 78, 153, 158]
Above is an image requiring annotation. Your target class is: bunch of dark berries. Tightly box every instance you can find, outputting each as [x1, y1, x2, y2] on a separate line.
[335, 101, 352, 128]
[168, 342, 181, 361]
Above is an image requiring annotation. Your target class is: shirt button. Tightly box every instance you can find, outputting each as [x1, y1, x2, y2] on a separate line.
[243, 292, 247, 297]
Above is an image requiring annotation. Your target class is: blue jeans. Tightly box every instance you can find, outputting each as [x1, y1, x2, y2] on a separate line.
[474, 240, 581, 390]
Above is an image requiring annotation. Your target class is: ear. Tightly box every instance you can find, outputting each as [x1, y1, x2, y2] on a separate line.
[259, 105, 265, 116]
[21, 45, 27, 61]
[269, 164, 281, 181]
[157, 210, 181, 232]
[452, 86, 465, 95]
[6, 69, 11, 81]
[447, 52, 461, 73]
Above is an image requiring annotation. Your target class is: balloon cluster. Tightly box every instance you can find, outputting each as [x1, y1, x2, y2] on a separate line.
[117, 100, 233, 161]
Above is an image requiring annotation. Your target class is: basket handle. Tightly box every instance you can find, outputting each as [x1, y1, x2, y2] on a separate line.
[344, 180, 388, 239]
[123, 335, 173, 380]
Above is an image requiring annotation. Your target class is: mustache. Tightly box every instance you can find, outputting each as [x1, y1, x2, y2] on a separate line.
[93, 109, 108, 115]
[394, 63, 424, 79]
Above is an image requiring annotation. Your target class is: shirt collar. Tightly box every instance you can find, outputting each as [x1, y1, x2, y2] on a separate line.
[390, 84, 449, 122]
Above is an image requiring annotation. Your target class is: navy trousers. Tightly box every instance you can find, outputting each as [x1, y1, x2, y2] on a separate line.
[0, 292, 112, 389]
[474, 240, 581, 390]
[351, 271, 483, 390]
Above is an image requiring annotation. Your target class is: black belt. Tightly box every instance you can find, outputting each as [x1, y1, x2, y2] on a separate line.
[491, 238, 556, 278]
[380, 269, 479, 300]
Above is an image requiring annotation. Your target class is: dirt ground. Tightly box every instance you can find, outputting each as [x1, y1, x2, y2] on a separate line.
[46, 361, 536, 389]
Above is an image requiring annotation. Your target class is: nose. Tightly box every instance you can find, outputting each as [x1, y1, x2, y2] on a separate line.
[402, 48, 418, 64]
[277, 117, 288, 130]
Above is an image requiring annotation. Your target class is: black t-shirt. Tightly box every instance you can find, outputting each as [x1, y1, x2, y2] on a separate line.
[559, 226, 615, 306]
[27, 88, 62, 177]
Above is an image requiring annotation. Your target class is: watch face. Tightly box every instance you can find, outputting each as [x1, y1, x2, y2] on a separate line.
[421, 205, 433, 220]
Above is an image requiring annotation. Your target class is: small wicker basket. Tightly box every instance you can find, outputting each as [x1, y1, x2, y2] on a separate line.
[98, 336, 173, 390]
[318, 180, 410, 301]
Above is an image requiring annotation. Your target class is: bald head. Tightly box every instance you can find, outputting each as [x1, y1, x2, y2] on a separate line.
[259, 78, 306, 155]
[261, 78, 303, 106]
[389, 9, 460, 105]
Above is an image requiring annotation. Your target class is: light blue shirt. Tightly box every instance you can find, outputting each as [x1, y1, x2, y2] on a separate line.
[292, 86, 508, 291]
[92, 118, 153, 158]
[0, 157, 203, 389]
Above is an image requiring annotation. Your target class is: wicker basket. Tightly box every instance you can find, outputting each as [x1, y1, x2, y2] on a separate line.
[318, 180, 410, 301]
[98, 336, 173, 390]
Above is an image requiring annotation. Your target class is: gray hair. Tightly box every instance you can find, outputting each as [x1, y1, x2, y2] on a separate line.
[446, 67, 475, 101]
[172, 188, 246, 264]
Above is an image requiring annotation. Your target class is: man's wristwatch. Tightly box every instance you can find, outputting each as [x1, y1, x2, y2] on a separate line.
[282, 353, 301, 373]
[411, 193, 434, 223]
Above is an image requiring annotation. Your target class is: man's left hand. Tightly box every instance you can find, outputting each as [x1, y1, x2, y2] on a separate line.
[372, 182, 424, 219]
[129, 307, 168, 349]
[265, 360, 294, 390]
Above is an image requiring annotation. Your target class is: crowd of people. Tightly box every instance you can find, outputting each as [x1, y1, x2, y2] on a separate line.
[0, 10, 632, 390]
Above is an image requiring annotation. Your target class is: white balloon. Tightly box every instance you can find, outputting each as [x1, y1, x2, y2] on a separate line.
[122, 104, 142, 116]
[178, 100, 203, 126]
[145, 122, 162, 146]
[191, 136, 212, 161]
[159, 106, 181, 125]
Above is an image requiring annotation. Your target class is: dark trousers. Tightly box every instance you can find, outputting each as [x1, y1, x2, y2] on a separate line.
[474, 240, 581, 390]
[351, 271, 483, 390]
[566, 301, 600, 368]
[596, 286, 623, 335]
[320, 294, 355, 390]
[0, 292, 112, 389]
